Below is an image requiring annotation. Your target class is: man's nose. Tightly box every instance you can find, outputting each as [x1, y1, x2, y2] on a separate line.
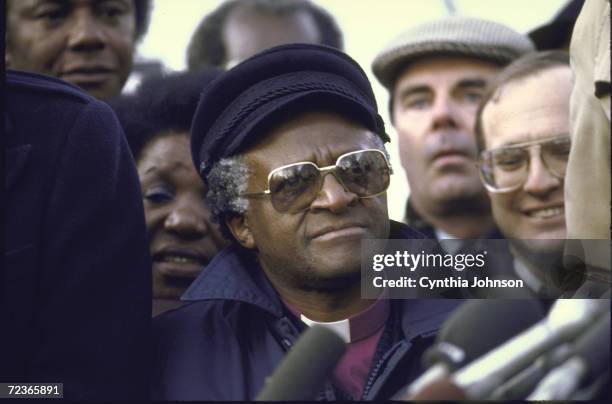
[431, 94, 458, 130]
[523, 149, 562, 196]
[309, 173, 358, 213]
[68, 9, 107, 51]
[164, 203, 210, 239]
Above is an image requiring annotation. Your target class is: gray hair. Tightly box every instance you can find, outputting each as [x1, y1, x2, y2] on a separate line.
[205, 135, 390, 239]
[206, 155, 251, 239]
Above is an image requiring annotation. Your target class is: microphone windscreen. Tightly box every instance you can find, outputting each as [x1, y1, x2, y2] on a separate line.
[425, 299, 546, 367]
[256, 325, 346, 401]
[408, 378, 469, 401]
[574, 314, 611, 382]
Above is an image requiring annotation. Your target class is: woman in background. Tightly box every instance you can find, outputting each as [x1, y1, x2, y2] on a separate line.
[112, 69, 229, 316]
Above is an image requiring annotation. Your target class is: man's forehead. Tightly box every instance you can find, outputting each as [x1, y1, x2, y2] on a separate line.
[14, 0, 130, 8]
[394, 55, 499, 90]
[481, 67, 572, 146]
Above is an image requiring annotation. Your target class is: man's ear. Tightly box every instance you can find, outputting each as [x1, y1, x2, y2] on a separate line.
[227, 214, 255, 249]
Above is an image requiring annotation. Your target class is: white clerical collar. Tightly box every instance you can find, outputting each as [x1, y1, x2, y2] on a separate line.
[282, 297, 390, 344]
[300, 316, 351, 343]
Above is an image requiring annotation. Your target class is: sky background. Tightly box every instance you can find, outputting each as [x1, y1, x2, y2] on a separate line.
[133, 0, 570, 221]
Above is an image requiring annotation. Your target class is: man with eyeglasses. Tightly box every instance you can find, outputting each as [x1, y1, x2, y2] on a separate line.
[152, 44, 459, 401]
[474, 51, 573, 296]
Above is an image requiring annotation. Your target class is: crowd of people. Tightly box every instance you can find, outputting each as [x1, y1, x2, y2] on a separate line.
[3, 0, 610, 401]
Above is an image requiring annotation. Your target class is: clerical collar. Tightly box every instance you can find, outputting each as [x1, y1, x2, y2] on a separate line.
[281, 296, 390, 343]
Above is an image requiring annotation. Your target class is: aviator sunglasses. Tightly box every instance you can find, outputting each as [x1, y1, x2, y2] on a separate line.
[241, 149, 393, 213]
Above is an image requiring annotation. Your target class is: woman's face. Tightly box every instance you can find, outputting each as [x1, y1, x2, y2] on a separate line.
[137, 132, 229, 299]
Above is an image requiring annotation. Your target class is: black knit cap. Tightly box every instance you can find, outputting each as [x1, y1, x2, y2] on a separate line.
[190, 43, 388, 182]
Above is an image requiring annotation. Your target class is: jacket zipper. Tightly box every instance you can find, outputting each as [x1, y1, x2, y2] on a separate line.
[361, 341, 406, 400]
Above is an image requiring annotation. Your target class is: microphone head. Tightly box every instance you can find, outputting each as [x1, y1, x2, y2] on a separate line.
[548, 299, 609, 338]
[408, 378, 469, 401]
[256, 325, 346, 401]
[425, 299, 546, 368]
[574, 314, 611, 382]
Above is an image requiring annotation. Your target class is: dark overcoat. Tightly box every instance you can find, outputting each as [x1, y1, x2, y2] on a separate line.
[3, 70, 152, 400]
[153, 221, 461, 400]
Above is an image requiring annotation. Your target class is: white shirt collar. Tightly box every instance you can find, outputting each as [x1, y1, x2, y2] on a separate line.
[513, 257, 543, 293]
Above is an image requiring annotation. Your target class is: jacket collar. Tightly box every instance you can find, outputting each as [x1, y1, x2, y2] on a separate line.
[181, 245, 285, 317]
[396, 299, 461, 339]
[404, 199, 429, 228]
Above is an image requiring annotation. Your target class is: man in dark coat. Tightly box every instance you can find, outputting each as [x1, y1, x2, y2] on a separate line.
[3, 70, 152, 400]
[152, 44, 460, 401]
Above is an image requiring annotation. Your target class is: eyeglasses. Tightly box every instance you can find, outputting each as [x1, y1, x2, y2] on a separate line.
[241, 149, 393, 213]
[477, 135, 571, 193]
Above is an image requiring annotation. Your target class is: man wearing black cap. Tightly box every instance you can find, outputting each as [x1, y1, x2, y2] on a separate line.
[152, 44, 459, 401]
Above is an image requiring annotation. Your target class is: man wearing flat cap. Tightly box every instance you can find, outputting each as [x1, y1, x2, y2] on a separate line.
[152, 44, 459, 401]
[372, 17, 534, 241]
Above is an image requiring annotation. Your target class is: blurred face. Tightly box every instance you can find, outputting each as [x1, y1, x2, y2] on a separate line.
[137, 133, 229, 300]
[229, 112, 390, 293]
[392, 56, 499, 214]
[6, 0, 137, 100]
[480, 66, 571, 253]
[222, 6, 320, 68]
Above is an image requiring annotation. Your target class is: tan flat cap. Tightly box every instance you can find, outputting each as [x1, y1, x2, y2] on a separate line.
[372, 16, 535, 90]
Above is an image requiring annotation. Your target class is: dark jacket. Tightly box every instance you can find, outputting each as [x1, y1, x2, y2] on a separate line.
[152, 220, 460, 400]
[3, 71, 152, 400]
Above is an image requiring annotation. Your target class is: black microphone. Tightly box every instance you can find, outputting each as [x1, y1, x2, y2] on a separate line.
[256, 325, 346, 401]
[397, 299, 546, 398]
[528, 313, 611, 400]
[403, 308, 609, 402]
[453, 299, 608, 399]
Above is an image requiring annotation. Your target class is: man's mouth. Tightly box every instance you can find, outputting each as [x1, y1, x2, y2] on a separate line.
[61, 67, 114, 84]
[310, 223, 367, 241]
[313, 226, 366, 241]
[524, 206, 564, 219]
[157, 254, 204, 265]
[433, 152, 469, 163]
[429, 146, 474, 167]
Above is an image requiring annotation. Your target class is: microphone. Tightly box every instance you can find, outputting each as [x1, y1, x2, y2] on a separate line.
[489, 343, 574, 399]
[398, 299, 545, 398]
[408, 378, 469, 401]
[256, 325, 346, 401]
[528, 313, 611, 400]
[453, 299, 608, 399]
